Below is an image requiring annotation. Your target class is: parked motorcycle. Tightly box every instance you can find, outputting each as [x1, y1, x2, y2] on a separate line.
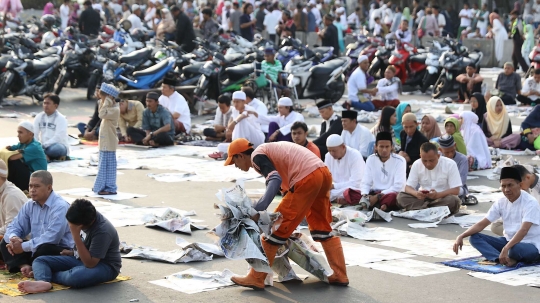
[367, 38, 395, 79]
[388, 41, 427, 88]
[420, 40, 452, 93]
[526, 43, 540, 78]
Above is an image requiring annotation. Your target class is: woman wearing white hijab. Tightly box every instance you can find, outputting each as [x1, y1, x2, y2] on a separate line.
[482, 96, 521, 149]
[460, 111, 491, 171]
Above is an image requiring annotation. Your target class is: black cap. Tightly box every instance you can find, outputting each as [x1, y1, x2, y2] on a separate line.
[163, 78, 176, 86]
[146, 92, 160, 100]
[376, 131, 393, 143]
[342, 110, 358, 120]
[500, 167, 522, 182]
[316, 100, 332, 110]
[438, 134, 455, 148]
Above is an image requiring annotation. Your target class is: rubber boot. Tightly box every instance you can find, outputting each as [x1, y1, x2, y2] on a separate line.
[230, 238, 279, 290]
[321, 236, 349, 286]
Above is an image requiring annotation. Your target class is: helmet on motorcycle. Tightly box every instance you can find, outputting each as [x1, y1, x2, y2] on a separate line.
[154, 51, 167, 61]
[64, 26, 75, 39]
[253, 33, 262, 41]
[40, 14, 57, 28]
[118, 19, 132, 31]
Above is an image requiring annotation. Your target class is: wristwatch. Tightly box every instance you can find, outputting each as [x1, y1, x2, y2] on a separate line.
[150, 132, 154, 136]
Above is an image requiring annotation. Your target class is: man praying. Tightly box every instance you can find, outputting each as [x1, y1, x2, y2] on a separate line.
[313, 100, 343, 161]
[341, 110, 375, 159]
[159, 78, 191, 134]
[397, 142, 462, 215]
[453, 167, 540, 266]
[127, 92, 175, 147]
[118, 99, 144, 142]
[324, 134, 365, 205]
[399, 113, 428, 176]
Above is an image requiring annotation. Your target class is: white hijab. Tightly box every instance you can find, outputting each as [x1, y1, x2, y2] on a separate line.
[460, 112, 491, 169]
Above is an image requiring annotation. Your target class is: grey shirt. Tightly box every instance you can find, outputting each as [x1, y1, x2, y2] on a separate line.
[453, 151, 469, 196]
[230, 10, 242, 33]
[81, 212, 122, 274]
[496, 72, 522, 97]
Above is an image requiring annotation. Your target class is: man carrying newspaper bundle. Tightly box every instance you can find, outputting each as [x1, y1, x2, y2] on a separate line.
[224, 138, 349, 290]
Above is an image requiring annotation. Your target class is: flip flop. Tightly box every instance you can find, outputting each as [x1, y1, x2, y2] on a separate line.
[461, 195, 479, 206]
[98, 191, 117, 195]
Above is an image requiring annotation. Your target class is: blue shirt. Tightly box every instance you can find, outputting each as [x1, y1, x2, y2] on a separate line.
[6, 191, 73, 254]
[142, 105, 175, 139]
[307, 11, 316, 32]
[10, 138, 47, 172]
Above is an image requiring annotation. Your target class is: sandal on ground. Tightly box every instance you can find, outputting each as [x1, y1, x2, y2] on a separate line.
[98, 191, 117, 195]
[461, 195, 478, 206]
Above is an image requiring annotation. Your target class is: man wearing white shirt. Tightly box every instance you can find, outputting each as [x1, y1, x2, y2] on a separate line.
[397, 142, 462, 215]
[458, 3, 472, 40]
[144, 1, 157, 29]
[382, 2, 393, 26]
[475, 4, 489, 36]
[257, 97, 304, 142]
[159, 79, 191, 134]
[395, 19, 412, 43]
[433, 5, 446, 36]
[347, 7, 361, 29]
[306, 0, 321, 26]
[341, 110, 375, 159]
[359, 132, 406, 212]
[517, 68, 540, 105]
[345, 55, 377, 112]
[453, 167, 540, 266]
[533, 0, 540, 28]
[203, 95, 232, 141]
[313, 100, 343, 161]
[221, 1, 232, 31]
[33, 94, 69, 160]
[324, 134, 365, 205]
[128, 4, 144, 35]
[264, 3, 281, 44]
[59, 0, 70, 29]
[372, 66, 401, 109]
[242, 87, 269, 133]
[111, 0, 122, 16]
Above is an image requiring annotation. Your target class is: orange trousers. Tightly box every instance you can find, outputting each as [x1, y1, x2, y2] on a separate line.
[268, 167, 333, 244]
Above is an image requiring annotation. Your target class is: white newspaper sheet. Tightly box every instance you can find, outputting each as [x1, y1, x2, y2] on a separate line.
[314, 241, 413, 266]
[150, 268, 235, 294]
[57, 188, 146, 201]
[378, 236, 480, 259]
[468, 185, 501, 193]
[468, 266, 540, 286]
[390, 206, 450, 223]
[338, 221, 428, 241]
[359, 259, 460, 277]
[146, 217, 208, 234]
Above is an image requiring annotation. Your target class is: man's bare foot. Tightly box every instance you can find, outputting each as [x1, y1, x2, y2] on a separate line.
[336, 197, 347, 205]
[20, 265, 33, 278]
[506, 258, 518, 267]
[17, 281, 52, 293]
[380, 204, 387, 211]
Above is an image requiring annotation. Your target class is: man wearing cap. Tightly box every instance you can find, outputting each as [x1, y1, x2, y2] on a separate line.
[319, 14, 339, 57]
[255, 97, 304, 142]
[345, 55, 377, 112]
[127, 92, 175, 147]
[2, 121, 47, 191]
[79, 1, 100, 36]
[242, 86, 269, 133]
[127, 4, 144, 35]
[399, 112, 429, 176]
[291, 121, 320, 158]
[372, 66, 401, 110]
[261, 47, 289, 97]
[306, 0, 321, 26]
[395, 19, 412, 43]
[0, 159, 27, 244]
[313, 100, 343, 161]
[159, 79, 191, 135]
[171, 5, 196, 52]
[225, 139, 349, 289]
[359, 132, 406, 211]
[453, 167, 540, 266]
[439, 134, 470, 202]
[118, 99, 145, 142]
[223, 91, 265, 148]
[263, 3, 281, 44]
[93, 83, 120, 195]
[325, 134, 364, 204]
[341, 110, 375, 158]
[398, 142, 462, 215]
[456, 63, 483, 104]
[33, 94, 70, 161]
[222, 1, 233, 32]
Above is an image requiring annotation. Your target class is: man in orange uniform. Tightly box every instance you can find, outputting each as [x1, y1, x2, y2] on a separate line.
[224, 138, 348, 290]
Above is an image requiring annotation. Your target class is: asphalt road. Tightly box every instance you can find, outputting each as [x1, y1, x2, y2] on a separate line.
[0, 79, 539, 303]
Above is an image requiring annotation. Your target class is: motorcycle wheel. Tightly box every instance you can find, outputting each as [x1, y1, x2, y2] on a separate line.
[0, 72, 13, 102]
[420, 73, 434, 94]
[432, 75, 450, 99]
[327, 77, 345, 103]
[54, 71, 70, 95]
[367, 60, 381, 79]
[87, 73, 100, 100]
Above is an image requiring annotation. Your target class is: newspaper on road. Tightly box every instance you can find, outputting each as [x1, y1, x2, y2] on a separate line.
[150, 268, 235, 294]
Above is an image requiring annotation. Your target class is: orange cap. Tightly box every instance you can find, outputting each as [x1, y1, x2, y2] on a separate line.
[224, 138, 253, 166]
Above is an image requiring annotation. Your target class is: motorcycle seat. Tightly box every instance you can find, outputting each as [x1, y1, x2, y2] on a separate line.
[132, 59, 171, 77]
[182, 61, 205, 74]
[410, 53, 427, 63]
[224, 53, 244, 63]
[29, 56, 59, 72]
[119, 48, 151, 63]
[0, 55, 11, 68]
[100, 42, 117, 50]
[468, 53, 480, 61]
[312, 46, 333, 54]
[226, 63, 254, 81]
[34, 47, 59, 58]
[310, 58, 346, 75]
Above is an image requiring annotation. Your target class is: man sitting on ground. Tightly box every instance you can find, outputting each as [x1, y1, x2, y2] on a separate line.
[485, 62, 522, 105]
[127, 92, 175, 147]
[399, 113, 429, 176]
[203, 95, 232, 141]
[324, 134, 365, 205]
[341, 110, 375, 159]
[261, 47, 289, 97]
[242, 87, 269, 134]
[517, 68, 540, 106]
[313, 100, 343, 161]
[491, 164, 540, 236]
[18, 199, 121, 293]
[0, 160, 27, 248]
[438, 134, 472, 204]
[0, 171, 73, 275]
[33, 94, 69, 161]
[397, 142, 462, 215]
[359, 132, 406, 211]
[453, 167, 540, 266]
[77, 99, 100, 141]
[159, 78, 191, 135]
[256, 97, 305, 142]
[372, 66, 401, 110]
[118, 99, 144, 142]
[2, 122, 47, 191]
[291, 121, 320, 158]
[344, 55, 377, 112]
[456, 63, 483, 104]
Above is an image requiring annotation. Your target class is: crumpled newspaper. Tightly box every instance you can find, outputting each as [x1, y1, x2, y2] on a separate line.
[144, 208, 206, 234]
[120, 238, 223, 264]
[390, 206, 450, 223]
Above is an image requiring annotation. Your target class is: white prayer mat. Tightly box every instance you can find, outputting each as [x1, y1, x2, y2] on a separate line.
[498, 149, 536, 156]
[468, 185, 501, 193]
[57, 188, 146, 200]
[338, 223, 428, 242]
[377, 236, 480, 260]
[150, 268, 235, 294]
[358, 259, 460, 277]
[320, 241, 414, 266]
[475, 192, 503, 203]
[468, 266, 540, 286]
